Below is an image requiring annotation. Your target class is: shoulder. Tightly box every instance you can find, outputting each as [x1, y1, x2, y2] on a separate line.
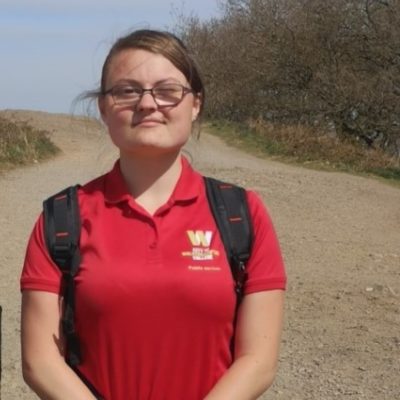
[243, 189, 287, 292]
[77, 173, 107, 207]
[78, 168, 110, 199]
[245, 190, 275, 229]
[245, 189, 266, 210]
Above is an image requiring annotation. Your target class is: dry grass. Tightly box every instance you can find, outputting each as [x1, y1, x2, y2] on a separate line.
[0, 115, 59, 171]
[206, 119, 400, 182]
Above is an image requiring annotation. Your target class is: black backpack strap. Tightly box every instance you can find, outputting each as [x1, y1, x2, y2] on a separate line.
[42, 186, 110, 399]
[204, 177, 253, 356]
[43, 185, 82, 367]
[204, 177, 253, 303]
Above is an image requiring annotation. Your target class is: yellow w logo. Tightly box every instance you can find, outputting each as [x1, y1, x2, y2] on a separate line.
[187, 230, 213, 247]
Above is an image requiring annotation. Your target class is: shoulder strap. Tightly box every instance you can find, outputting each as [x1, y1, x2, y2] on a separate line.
[204, 177, 253, 303]
[43, 185, 82, 367]
[43, 186, 81, 273]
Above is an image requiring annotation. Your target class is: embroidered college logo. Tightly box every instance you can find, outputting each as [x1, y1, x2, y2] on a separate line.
[182, 230, 220, 262]
[186, 230, 213, 247]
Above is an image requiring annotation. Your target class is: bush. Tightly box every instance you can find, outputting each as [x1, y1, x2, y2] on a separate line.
[0, 116, 59, 170]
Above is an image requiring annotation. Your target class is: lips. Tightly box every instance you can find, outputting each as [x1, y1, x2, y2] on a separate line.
[133, 118, 165, 127]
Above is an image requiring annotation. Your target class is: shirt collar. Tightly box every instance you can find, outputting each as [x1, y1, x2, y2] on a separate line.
[170, 156, 202, 204]
[104, 160, 132, 204]
[104, 156, 202, 205]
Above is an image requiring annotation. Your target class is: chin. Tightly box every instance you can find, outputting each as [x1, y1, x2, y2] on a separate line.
[123, 142, 183, 157]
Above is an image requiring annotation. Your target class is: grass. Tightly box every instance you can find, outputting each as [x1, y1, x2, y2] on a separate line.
[0, 115, 59, 171]
[205, 119, 400, 184]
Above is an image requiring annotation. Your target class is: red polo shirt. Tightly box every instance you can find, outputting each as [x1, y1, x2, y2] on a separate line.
[21, 156, 286, 400]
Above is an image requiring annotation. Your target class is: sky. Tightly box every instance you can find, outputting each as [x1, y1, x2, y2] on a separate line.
[0, 0, 221, 114]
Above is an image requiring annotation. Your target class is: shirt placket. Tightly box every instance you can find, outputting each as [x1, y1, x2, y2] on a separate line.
[146, 216, 162, 265]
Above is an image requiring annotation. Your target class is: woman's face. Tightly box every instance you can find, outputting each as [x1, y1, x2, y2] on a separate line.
[99, 49, 201, 158]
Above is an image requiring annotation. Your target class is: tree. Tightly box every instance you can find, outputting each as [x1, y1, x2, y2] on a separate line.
[176, 0, 400, 156]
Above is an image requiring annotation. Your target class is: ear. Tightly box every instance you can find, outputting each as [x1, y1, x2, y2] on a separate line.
[191, 94, 202, 122]
[98, 96, 108, 124]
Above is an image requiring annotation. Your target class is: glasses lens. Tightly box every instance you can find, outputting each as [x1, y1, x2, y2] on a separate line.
[112, 85, 142, 105]
[153, 84, 184, 106]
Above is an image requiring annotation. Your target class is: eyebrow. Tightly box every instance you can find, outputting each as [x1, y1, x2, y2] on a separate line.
[113, 77, 184, 86]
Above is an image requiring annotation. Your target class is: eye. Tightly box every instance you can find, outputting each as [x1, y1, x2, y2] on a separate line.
[113, 85, 142, 97]
[154, 84, 182, 99]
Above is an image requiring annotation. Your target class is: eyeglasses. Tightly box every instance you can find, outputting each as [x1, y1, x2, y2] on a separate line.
[103, 83, 193, 107]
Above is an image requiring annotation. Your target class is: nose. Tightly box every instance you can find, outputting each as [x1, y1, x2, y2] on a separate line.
[136, 90, 157, 111]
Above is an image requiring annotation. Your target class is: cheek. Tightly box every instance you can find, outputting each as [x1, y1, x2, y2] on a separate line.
[173, 110, 193, 139]
[105, 113, 132, 143]
[176, 101, 197, 126]
[107, 109, 132, 129]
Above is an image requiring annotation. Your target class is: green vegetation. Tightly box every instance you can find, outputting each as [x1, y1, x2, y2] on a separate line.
[0, 116, 59, 171]
[206, 120, 400, 183]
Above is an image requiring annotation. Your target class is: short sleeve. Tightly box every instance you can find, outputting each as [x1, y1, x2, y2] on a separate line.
[20, 213, 62, 294]
[244, 191, 286, 295]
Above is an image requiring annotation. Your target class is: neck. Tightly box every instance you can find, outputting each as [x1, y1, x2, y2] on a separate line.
[119, 151, 183, 214]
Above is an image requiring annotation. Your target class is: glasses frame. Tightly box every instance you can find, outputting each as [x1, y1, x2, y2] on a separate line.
[102, 83, 194, 107]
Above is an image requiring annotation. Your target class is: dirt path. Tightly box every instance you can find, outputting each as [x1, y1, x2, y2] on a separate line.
[1, 111, 399, 399]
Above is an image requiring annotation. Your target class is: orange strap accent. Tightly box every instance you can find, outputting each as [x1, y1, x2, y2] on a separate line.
[56, 232, 69, 237]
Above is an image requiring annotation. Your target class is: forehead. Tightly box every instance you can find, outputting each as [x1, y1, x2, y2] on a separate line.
[106, 49, 187, 86]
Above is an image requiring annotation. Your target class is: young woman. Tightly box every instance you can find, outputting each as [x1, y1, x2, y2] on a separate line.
[21, 29, 286, 400]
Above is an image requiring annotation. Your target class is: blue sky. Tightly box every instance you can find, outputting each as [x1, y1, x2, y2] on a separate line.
[1, 1, 221, 114]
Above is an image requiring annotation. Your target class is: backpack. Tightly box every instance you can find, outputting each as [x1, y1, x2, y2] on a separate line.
[43, 177, 253, 391]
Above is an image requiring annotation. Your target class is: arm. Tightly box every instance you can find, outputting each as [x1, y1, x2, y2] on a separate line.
[21, 290, 97, 400]
[204, 289, 285, 400]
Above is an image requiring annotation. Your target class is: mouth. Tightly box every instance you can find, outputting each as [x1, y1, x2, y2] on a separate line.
[133, 119, 165, 127]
